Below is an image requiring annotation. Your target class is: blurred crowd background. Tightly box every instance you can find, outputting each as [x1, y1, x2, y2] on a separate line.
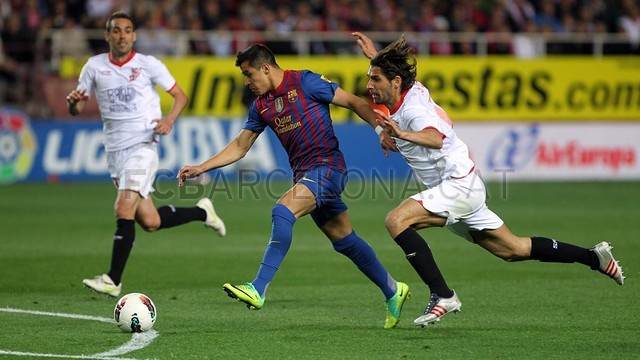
[1, 0, 639, 116]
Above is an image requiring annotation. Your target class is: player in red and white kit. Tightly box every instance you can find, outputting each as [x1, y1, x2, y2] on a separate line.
[353, 32, 624, 327]
[66, 11, 225, 298]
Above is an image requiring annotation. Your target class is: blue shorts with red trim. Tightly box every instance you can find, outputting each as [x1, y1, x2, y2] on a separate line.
[297, 166, 348, 227]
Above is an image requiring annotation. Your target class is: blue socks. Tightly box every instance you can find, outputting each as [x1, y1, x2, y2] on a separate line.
[252, 204, 296, 296]
[333, 231, 396, 300]
[251, 206, 395, 301]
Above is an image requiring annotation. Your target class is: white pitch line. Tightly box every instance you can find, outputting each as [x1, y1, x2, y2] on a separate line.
[0, 307, 114, 323]
[0, 350, 140, 360]
[93, 330, 158, 357]
[0, 307, 159, 360]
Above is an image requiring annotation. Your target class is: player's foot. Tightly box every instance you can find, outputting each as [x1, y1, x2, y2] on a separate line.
[82, 274, 121, 297]
[384, 282, 411, 329]
[197, 198, 226, 237]
[223, 282, 265, 310]
[413, 291, 461, 327]
[592, 241, 624, 285]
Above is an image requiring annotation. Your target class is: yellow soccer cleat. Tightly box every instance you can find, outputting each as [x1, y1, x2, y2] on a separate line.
[384, 282, 411, 329]
[223, 282, 265, 310]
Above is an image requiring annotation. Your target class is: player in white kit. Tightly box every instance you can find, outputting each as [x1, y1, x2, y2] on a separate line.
[66, 11, 226, 297]
[353, 32, 624, 327]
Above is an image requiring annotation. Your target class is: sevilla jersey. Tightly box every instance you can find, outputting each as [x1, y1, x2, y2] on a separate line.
[77, 52, 176, 151]
[390, 81, 475, 188]
[244, 70, 346, 181]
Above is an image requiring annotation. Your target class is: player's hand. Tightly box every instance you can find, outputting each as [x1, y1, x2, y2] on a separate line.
[375, 109, 405, 139]
[351, 32, 377, 60]
[374, 109, 399, 155]
[379, 132, 398, 157]
[66, 89, 86, 105]
[152, 118, 173, 135]
[177, 165, 203, 187]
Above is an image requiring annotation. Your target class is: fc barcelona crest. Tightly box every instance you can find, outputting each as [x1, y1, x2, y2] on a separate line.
[275, 97, 284, 113]
[287, 89, 298, 103]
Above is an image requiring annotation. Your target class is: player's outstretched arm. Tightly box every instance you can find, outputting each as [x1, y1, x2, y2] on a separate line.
[332, 87, 397, 155]
[177, 129, 259, 187]
[352, 32, 378, 59]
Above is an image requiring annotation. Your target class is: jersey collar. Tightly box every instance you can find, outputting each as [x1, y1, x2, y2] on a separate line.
[267, 70, 290, 98]
[108, 51, 136, 67]
[390, 89, 409, 116]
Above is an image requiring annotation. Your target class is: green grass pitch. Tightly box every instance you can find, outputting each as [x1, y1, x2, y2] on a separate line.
[1, 180, 639, 359]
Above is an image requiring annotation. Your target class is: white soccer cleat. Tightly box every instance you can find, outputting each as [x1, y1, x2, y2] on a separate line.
[197, 198, 226, 237]
[592, 241, 624, 285]
[414, 291, 461, 327]
[83, 274, 122, 297]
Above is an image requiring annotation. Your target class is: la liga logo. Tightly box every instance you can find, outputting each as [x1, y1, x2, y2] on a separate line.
[0, 109, 37, 184]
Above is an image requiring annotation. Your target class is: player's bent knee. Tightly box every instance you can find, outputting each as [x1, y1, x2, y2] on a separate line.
[384, 210, 408, 235]
[140, 224, 160, 232]
[383, 213, 392, 229]
[138, 219, 161, 232]
[384, 211, 399, 230]
[142, 226, 160, 232]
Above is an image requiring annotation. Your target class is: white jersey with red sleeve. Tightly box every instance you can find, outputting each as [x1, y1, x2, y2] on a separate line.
[389, 81, 475, 188]
[76, 52, 177, 151]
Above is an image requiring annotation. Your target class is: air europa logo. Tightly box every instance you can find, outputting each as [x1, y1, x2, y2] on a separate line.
[0, 108, 37, 184]
[487, 124, 636, 173]
[537, 142, 635, 172]
[488, 124, 539, 171]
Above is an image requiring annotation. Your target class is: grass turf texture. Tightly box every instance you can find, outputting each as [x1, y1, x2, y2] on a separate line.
[1, 181, 639, 359]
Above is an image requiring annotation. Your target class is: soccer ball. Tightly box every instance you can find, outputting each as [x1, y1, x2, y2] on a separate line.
[114, 293, 157, 332]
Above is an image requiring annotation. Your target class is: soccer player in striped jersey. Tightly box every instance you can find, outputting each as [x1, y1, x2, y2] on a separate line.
[353, 32, 624, 327]
[178, 44, 409, 328]
[66, 11, 226, 298]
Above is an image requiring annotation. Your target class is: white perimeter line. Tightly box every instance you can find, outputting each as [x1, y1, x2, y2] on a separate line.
[0, 307, 114, 323]
[0, 307, 159, 360]
[93, 330, 158, 357]
[0, 350, 140, 360]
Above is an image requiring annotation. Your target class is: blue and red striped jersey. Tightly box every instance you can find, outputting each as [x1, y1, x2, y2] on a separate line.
[243, 70, 347, 181]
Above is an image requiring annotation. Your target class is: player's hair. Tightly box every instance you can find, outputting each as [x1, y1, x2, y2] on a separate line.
[370, 34, 416, 92]
[106, 11, 135, 32]
[235, 44, 279, 69]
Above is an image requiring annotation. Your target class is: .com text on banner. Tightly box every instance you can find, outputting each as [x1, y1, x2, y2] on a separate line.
[59, 56, 640, 122]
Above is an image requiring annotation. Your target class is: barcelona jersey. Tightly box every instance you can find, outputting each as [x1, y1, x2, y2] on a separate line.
[244, 70, 347, 181]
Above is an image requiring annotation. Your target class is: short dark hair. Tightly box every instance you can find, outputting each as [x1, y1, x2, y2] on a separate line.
[370, 35, 417, 92]
[235, 44, 279, 68]
[106, 11, 135, 32]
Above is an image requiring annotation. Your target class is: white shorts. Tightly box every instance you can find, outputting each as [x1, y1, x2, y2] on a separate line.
[410, 171, 503, 243]
[107, 142, 158, 199]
